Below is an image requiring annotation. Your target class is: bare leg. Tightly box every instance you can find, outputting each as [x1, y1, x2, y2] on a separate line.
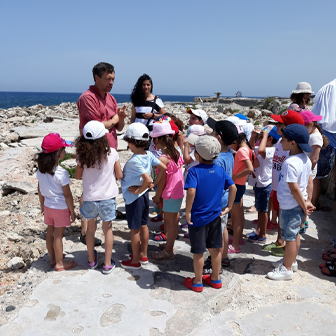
[130, 229, 141, 264]
[86, 219, 97, 263]
[283, 234, 300, 270]
[193, 253, 204, 284]
[209, 248, 221, 281]
[54, 227, 66, 269]
[275, 212, 285, 246]
[312, 178, 321, 207]
[140, 225, 149, 258]
[164, 212, 179, 255]
[220, 227, 229, 259]
[80, 194, 88, 236]
[102, 221, 113, 266]
[258, 211, 267, 238]
[231, 203, 241, 250]
[46, 226, 55, 265]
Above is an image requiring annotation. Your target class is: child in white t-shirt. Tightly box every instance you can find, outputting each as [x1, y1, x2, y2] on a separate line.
[75, 121, 123, 275]
[248, 126, 279, 243]
[37, 133, 76, 271]
[267, 124, 315, 281]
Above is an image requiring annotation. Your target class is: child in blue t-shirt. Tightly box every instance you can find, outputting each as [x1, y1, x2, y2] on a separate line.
[207, 118, 238, 272]
[184, 135, 236, 292]
[120, 123, 166, 269]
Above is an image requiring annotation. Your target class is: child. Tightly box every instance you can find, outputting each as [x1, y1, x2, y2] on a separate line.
[37, 133, 76, 271]
[263, 110, 305, 256]
[205, 118, 238, 272]
[300, 110, 329, 232]
[248, 126, 280, 243]
[228, 129, 258, 253]
[151, 121, 185, 260]
[187, 108, 208, 126]
[75, 120, 123, 274]
[184, 135, 236, 292]
[120, 123, 166, 269]
[267, 124, 314, 280]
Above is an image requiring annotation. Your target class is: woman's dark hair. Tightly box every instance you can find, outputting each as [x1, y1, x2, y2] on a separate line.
[92, 62, 114, 81]
[156, 134, 179, 164]
[130, 74, 153, 106]
[123, 136, 151, 149]
[36, 148, 63, 175]
[290, 93, 310, 106]
[313, 121, 329, 150]
[75, 135, 110, 169]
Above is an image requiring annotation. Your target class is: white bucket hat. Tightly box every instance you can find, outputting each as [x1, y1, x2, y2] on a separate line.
[83, 120, 108, 140]
[292, 82, 314, 94]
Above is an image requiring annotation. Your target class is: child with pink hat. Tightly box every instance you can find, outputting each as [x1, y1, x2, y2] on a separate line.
[151, 121, 185, 260]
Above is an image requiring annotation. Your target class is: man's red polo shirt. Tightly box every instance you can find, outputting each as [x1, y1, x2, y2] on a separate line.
[78, 85, 118, 149]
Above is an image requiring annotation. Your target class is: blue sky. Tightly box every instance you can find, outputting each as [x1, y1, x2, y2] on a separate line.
[1, 0, 336, 97]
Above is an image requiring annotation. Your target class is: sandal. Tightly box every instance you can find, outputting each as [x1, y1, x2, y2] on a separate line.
[263, 242, 284, 251]
[202, 274, 222, 289]
[88, 250, 98, 269]
[322, 253, 336, 262]
[184, 277, 203, 292]
[159, 224, 165, 231]
[151, 214, 163, 222]
[55, 260, 76, 272]
[152, 249, 174, 260]
[319, 261, 336, 269]
[228, 245, 241, 254]
[50, 253, 66, 268]
[153, 232, 167, 241]
[271, 246, 285, 257]
[102, 259, 116, 275]
[222, 258, 230, 268]
[321, 264, 336, 276]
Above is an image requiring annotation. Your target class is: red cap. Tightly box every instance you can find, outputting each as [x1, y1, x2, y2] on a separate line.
[271, 110, 304, 125]
[41, 133, 73, 153]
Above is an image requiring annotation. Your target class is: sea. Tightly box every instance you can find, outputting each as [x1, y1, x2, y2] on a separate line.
[0, 92, 204, 110]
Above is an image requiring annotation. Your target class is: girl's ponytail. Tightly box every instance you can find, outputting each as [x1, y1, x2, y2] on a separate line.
[313, 121, 329, 150]
[158, 134, 179, 164]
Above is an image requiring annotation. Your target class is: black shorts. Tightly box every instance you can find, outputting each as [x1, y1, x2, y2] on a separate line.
[125, 192, 149, 230]
[188, 216, 222, 254]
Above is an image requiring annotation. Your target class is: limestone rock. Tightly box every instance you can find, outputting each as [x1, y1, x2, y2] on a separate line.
[272, 99, 281, 114]
[6, 232, 23, 242]
[7, 257, 25, 270]
[247, 109, 262, 119]
[261, 109, 272, 116]
[2, 181, 36, 195]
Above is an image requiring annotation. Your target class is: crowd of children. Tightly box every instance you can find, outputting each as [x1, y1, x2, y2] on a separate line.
[36, 104, 333, 289]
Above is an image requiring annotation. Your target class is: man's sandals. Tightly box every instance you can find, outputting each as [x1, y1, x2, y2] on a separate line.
[152, 249, 174, 260]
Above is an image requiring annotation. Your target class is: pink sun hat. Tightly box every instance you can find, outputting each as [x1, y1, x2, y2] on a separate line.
[300, 110, 322, 125]
[150, 121, 175, 138]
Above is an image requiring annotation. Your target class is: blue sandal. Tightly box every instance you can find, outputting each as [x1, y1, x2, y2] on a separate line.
[102, 259, 115, 274]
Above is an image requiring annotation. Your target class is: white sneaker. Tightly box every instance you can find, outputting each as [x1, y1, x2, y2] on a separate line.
[267, 265, 293, 280]
[271, 258, 298, 272]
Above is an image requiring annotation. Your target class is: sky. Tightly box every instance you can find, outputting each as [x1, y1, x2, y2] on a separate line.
[1, 0, 336, 97]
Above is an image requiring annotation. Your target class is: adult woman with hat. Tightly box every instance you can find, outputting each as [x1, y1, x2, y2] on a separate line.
[288, 82, 314, 112]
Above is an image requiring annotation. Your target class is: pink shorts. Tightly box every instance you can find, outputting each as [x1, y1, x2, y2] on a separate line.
[44, 206, 71, 228]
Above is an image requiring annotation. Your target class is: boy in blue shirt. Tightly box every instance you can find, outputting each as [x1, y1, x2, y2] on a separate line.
[205, 118, 238, 272]
[120, 123, 166, 269]
[184, 135, 236, 292]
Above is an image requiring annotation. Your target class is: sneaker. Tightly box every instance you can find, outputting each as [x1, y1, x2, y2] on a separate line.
[272, 258, 298, 272]
[128, 255, 149, 264]
[149, 208, 159, 218]
[88, 250, 98, 269]
[246, 231, 258, 238]
[151, 214, 163, 222]
[121, 259, 141, 270]
[184, 232, 190, 238]
[202, 256, 223, 275]
[180, 223, 188, 229]
[102, 259, 116, 274]
[80, 234, 102, 247]
[248, 235, 266, 243]
[266, 265, 293, 280]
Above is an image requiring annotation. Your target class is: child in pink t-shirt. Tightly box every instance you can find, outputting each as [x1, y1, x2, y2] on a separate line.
[151, 121, 185, 260]
[228, 132, 259, 253]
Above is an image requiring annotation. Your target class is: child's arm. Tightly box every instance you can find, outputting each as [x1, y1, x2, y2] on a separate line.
[183, 137, 194, 164]
[152, 171, 166, 204]
[114, 160, 123, 180]
[38, 183, 45, 214]
[310, 145, 321, 171]
[151, 161, 167, 189]
[128, 172, 152, 195]
[221, 184, 237, 216]
[232, 159, 253, 181]
[305, 174, 315, 215]
[288, 182, 308, 214]
[257, 131, 268, 159]
[249, 130, 258, 148]
[185, 188, 196, 225]
[75, 164, 83, 179]
[62, 184, 76, 223]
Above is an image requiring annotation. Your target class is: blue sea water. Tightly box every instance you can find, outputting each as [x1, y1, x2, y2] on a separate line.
[0, 91, 202, 109]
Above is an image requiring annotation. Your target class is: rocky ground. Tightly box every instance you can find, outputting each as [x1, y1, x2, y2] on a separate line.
[1, 98, 335, 334]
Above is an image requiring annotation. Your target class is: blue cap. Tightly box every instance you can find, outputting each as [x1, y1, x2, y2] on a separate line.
[234, 113, 248, 121]
[269, 126, 281, 141]
[282, 124, 312, 153]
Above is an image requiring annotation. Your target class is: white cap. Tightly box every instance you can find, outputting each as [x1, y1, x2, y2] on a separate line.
[225, 116, 247, 126]
[292, 82, 314, 94]
[83, 120, 108, 140]
[187, 134, 220, 161]
[187, 108, 208, 125]
[122, 123, 150, 141]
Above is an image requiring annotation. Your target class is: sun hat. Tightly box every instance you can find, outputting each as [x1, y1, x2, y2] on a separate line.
[186, 125, 206, 137]
[282, 124, 312, 153]
[271, 110, 304, 125]
[122, 122, 150, 141]
[41, 133, 73, 154]
[187, 108, 208, 125]
[151, 121, 175, 138]
[155, 115, 179, 135]
[83, 120, 109, 140]
[292, 82, 314, 94]
[234, 113, 249, 121]
[225, 115, 247, 126]
[300, 110, 322, 125]
[207, 117, 238, 145]
[187, 134, 221, 161]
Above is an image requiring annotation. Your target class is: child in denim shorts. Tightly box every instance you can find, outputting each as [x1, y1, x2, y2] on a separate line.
[267, 124, 315, 281]
[248, 126, 280, 243]
[75, 121, 123, 274]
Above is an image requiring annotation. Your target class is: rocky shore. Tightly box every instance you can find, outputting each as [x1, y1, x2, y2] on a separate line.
[0, 97, 335, 330]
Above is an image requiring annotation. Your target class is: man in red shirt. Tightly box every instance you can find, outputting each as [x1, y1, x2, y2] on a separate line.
[78, 62, 127, 245]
